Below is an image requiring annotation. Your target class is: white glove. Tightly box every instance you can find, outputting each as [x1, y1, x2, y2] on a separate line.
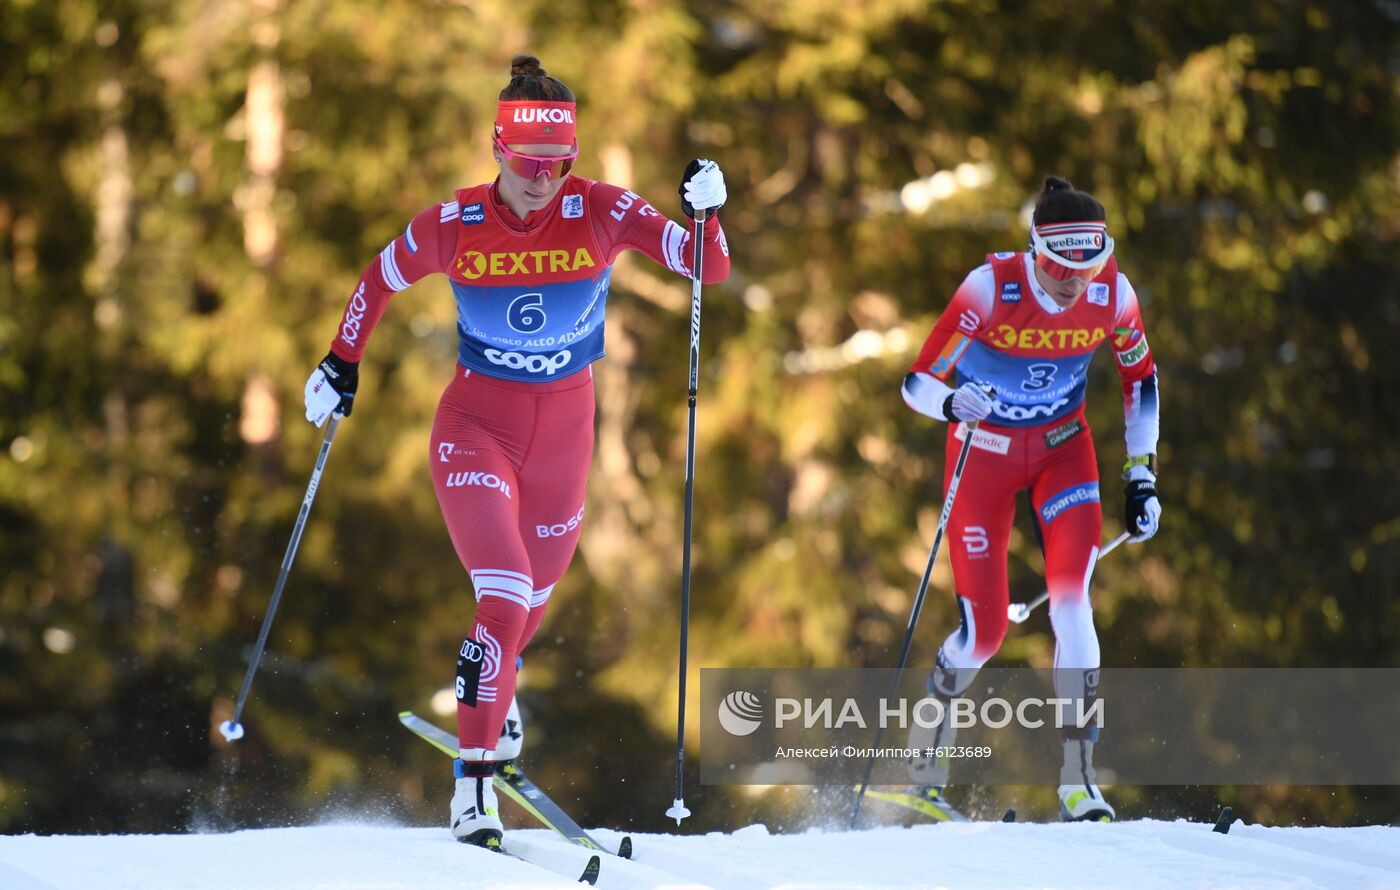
[304, 369, 340, 428]
[681, 159, 727, 216]
[944, 382, 997, 423]
[303, 352, 358, 427]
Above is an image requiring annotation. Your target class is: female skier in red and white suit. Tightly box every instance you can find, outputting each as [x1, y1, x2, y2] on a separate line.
[901, 177, 1160, 821]
[301, 56, 730, 845]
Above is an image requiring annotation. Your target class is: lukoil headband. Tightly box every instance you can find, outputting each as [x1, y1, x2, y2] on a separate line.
[495, 100, 578, 146]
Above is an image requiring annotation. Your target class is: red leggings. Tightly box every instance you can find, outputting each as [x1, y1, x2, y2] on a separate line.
[939, 413, 1104, 675]
[430, 366, 594, 752]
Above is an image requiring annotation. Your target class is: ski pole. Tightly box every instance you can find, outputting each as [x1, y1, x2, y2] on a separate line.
[850, 421, 980, 829]
[1007, 530, 1130, 625]
[220, 413, 343, 742]
[667, 209, 707, 825]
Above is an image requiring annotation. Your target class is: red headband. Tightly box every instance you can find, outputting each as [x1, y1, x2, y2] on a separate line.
[495, 100, 577, 146]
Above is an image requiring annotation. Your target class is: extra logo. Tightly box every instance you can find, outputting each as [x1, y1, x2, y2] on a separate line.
[445, 471, 513, 499]
[454, 248, 596, 280]
[485, 347, 572, 376]
[562, 194, 583, 219]
[987, 325, 1106, 351]
[1087, 283, 1109, 306]
[340, 283, 368, 346]
[460, 202, 485, 225]
[718, 691, 764, 737]
[1039, 482, 1100, 524]
[1001, 281, 1022, 303]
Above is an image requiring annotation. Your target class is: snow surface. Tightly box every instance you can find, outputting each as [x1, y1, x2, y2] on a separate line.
[1, 820, 1397, 890]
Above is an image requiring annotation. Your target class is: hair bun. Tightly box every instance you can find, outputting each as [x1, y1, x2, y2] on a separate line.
[1042, 175, 1074, 193]
[510, 54, 546, 79]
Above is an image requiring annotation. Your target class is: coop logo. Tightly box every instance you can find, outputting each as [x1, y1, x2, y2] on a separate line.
[1001, 281, 1022, 303]
[991, 397, 1069, 422]
[485, 348, 572, 376]
[445, 471, 513, 499]
[718, 691, 765, 737]
[340, 284, 368, 346]
[1039, 483, 1100, 524]
[460, 202, 485, 225]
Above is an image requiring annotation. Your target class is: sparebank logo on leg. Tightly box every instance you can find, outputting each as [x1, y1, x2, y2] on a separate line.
[719, 691, 765, 736]
[1039, 482, 1100, 524]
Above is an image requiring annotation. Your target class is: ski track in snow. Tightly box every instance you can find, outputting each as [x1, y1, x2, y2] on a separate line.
[1, 821, 1396, 890]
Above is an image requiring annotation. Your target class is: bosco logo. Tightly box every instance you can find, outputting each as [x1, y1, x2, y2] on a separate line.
[340, 283, 368, 345]
[485, 348, 572, 376]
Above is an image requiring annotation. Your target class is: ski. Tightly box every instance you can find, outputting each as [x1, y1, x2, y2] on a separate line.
[857, 785, 971, 822]
[399, 711, 633, 860]
[488, 841, 600, 885]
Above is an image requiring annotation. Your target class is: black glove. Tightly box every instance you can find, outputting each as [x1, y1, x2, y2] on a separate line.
[304, 350, 359, 426]
[1123, 478, 1161, 542]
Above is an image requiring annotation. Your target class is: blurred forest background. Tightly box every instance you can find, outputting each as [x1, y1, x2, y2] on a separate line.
[2, 0, 1397, 836]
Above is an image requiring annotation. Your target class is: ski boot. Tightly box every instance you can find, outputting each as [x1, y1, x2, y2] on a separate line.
[1058, 783, 1115, 822]
[451, 757, 503, 847]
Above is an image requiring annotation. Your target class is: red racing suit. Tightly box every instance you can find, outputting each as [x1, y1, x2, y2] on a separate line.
[903, 251, 1158, 679]
[328, 176, 729, 751]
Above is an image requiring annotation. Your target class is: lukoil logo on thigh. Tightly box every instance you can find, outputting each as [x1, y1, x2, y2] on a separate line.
[446, 471, 512, 499]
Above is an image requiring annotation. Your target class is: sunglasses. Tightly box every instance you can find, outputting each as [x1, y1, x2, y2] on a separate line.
[1035, 251, 1108, 283]
[494, 137, 578, 180]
